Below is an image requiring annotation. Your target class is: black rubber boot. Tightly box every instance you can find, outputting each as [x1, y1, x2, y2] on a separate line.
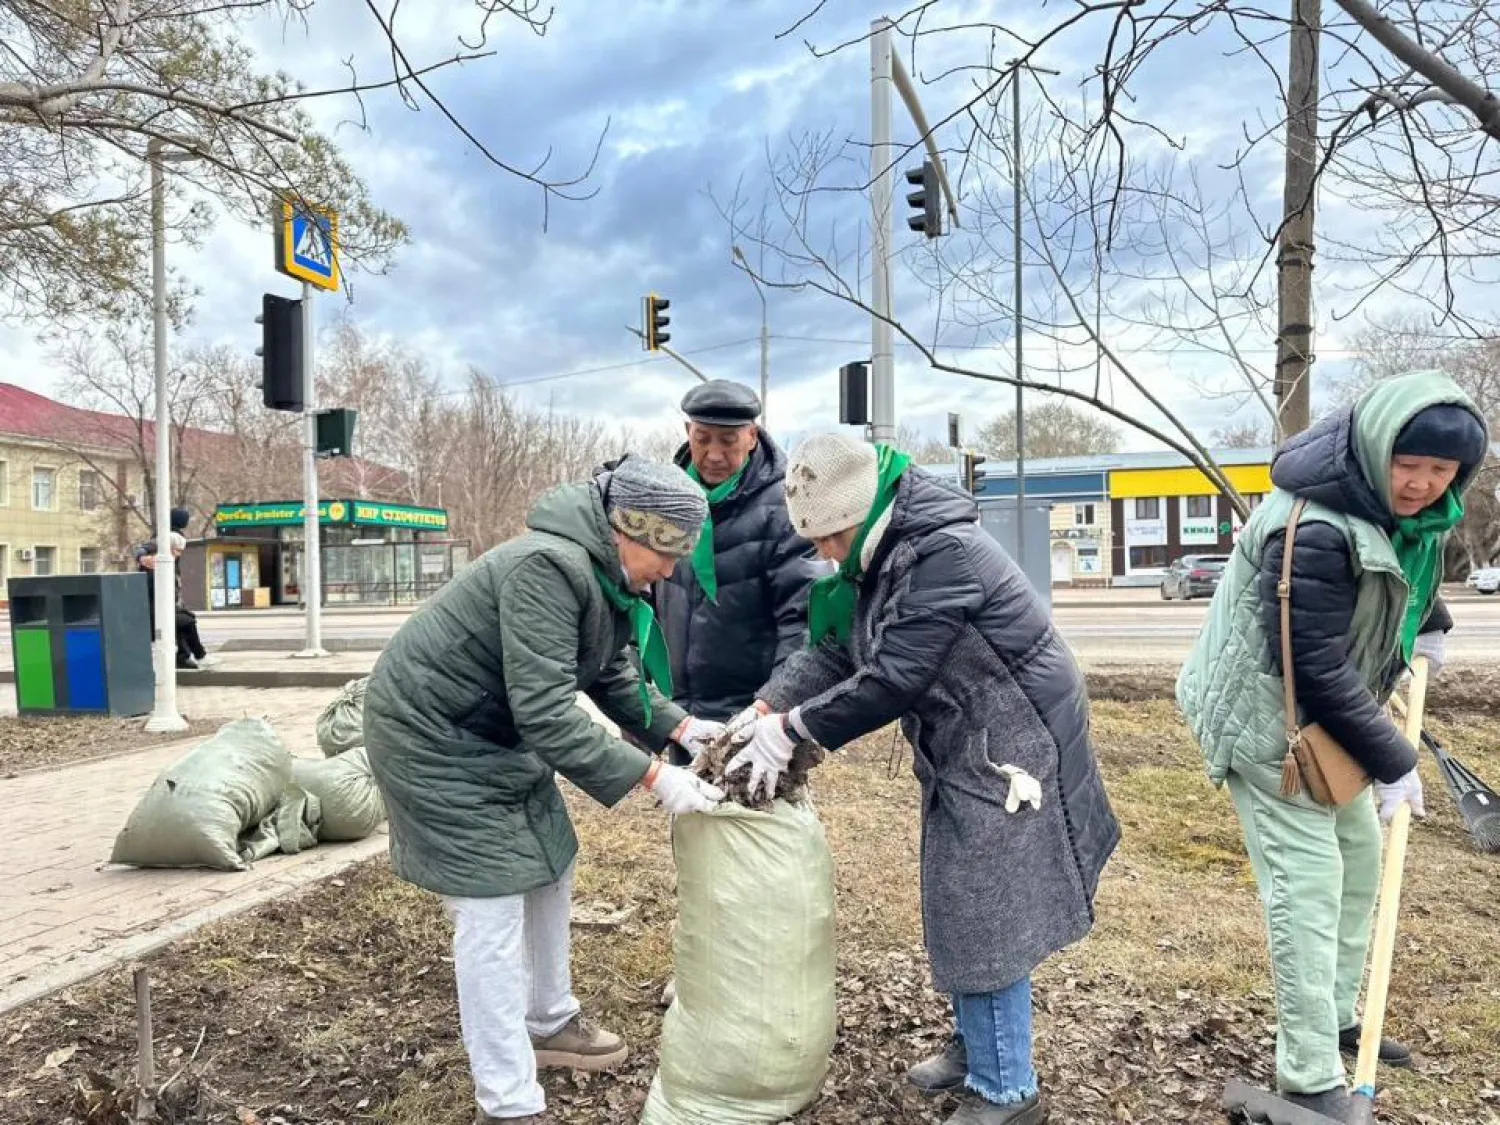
[1281, 1087, 1354, 1123]
[907, 1035, 967, 1095]
[1339, 1024, 1413, 1068]
[944, 1093, 1049, 1124]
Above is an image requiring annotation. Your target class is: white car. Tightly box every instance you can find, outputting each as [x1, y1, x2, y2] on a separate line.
[1474, 567, 1500, 595]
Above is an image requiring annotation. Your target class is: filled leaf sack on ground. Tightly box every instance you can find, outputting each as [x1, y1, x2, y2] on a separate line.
[641, 797, 838, 1125]
[315, 676, 368, 757]
[110, 718, 294, 872]
[291, 747, 386, 842]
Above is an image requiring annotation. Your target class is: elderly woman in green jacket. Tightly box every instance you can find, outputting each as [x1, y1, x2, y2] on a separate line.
[1177, 371, 1490, 1122]
[364, 457, 728, 1125]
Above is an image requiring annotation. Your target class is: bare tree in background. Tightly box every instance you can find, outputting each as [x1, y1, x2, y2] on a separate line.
[895, 423, 953, 463]
[976, 400, 1121, 460]
[0, 0, 607, 325]
[1212, 423, 1273, 450]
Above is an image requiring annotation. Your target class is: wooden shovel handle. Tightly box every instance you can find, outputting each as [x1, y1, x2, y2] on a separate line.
[1355, 654, 1428, 1095]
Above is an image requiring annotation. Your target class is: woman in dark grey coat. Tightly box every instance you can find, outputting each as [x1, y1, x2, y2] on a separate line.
[726, 434, 1119, 1125]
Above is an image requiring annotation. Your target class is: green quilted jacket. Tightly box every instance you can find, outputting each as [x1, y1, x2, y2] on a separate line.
[364, 479, 687, 898]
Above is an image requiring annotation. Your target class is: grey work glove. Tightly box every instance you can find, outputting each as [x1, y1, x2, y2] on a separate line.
[1411, 632, 1445, 678]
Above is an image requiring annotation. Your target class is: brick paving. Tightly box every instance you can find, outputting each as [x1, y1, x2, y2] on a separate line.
[0, 686, 388, 1015]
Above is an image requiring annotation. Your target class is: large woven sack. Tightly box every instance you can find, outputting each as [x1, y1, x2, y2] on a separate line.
[291, 747, 386, 842]
[641, 799, 838, 1125]
[110, 718, 293, 872]
[316, 676, 368, 757]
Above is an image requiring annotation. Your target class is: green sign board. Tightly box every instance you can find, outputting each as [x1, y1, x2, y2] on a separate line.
[214, 499, 447, 532]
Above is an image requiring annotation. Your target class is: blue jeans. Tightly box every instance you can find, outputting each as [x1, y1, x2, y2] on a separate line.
[953, 976, 1039, 1106]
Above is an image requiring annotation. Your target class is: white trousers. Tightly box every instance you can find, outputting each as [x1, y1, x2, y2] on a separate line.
[443, 863, 580, 1119]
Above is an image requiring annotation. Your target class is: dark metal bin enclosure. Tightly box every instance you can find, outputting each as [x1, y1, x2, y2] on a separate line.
[8, 573, 154, 717]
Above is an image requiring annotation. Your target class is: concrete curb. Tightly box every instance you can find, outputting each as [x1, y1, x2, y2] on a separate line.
[218, 638, 387, 653]
[0, 668, 368, 689]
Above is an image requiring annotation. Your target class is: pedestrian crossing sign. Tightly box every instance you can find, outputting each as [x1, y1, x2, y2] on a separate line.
[274, 198, 340, 291]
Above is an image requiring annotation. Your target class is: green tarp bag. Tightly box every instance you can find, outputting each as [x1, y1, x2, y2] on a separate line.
[316, 676, 368, 757]
[291, 747, 386, 842]
[110, 718, 295, 872]
[641, 799, 838, 1125]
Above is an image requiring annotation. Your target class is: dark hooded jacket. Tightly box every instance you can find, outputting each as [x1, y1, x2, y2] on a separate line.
[650, 431, 822, 721]
[762, 468, 1119, 995]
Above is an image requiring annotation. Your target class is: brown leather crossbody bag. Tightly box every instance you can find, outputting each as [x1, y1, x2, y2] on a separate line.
[1276, 498, 1372, 807]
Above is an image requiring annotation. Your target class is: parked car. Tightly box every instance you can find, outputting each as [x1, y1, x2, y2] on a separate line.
[1161, 554, 1230, 600]
[1474, 567, 1500, 595]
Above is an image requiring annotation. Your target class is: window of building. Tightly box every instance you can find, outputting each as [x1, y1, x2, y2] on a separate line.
[1185, 495, 1213, 518]
[32, 467, 55, 511]
[1129, 544, 1168, 570]
[0, 460, 8, 506]
[33, 545, 56, 576]
[78, 469, 103, 511]
[1075, 503, 1097, 526]
[1077, 545, 1101, 574]
[79, 547, 102, 574]
[1133, 497, 1160, 521]
[1248, 493, 1264, 509]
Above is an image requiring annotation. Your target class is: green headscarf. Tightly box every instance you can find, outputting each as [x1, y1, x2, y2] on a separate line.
[592, 565, 673, 725]
[685, 461, 747, 603]
[806, 444, 912, 648]
[1391, 489, 1464, 662]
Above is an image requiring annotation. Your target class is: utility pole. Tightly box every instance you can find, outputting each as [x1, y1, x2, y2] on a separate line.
[869, 17, 896, 444]
[1275, 0, 1320, 441]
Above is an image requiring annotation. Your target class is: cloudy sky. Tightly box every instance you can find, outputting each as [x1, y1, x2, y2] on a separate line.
[5, 0, 1492, 455]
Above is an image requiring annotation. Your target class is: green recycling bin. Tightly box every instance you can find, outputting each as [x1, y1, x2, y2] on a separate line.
[8, 573, 154, 717]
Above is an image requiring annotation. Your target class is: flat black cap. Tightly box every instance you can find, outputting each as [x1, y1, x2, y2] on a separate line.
[682, 379, 761, 426]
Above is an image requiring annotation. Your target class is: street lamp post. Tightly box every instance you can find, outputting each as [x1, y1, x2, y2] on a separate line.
[731, 246, 770, 430]
[144, 137, 200, 734]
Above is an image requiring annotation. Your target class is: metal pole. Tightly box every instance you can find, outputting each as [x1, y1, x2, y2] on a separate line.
[145, 141, 185, 733]
[869, 17, 896, 444]
[295, 280, 326, 657]
[1012, 71, 1027, 572]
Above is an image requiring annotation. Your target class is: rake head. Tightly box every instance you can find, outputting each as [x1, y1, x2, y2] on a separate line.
[1222, 1080, 1352, 1125]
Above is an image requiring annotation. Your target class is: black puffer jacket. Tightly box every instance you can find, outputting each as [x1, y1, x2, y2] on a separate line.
[762, 469, 1119, 994]
[1258, 408, 1458, 783]
[652, 432, 822, 721]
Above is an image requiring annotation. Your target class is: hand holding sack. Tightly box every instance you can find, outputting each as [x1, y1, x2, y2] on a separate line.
[724, 713, 797, 802]
[670, 716, 727, 761]
[644, 761, 725, 815]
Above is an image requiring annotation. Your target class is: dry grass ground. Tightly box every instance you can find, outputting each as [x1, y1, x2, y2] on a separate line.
[0, 714, 230, 776]
[2, 680, 1497, 1125]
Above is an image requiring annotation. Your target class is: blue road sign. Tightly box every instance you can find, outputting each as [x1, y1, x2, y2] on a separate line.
[274, 200, 341, 291]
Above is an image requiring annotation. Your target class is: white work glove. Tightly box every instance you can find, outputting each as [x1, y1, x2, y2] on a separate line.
[669, 716, 726, 761]
[724, 701, 770, 746]
[724, 713, 797, 802]
[1374, 769, 1425, 824]
[1411, 632, 1445, 678]
[646, 762, 724, 815]
[996, 764, 1043, 813]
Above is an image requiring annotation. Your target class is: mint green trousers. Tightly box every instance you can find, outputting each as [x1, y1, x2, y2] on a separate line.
[1225, 766, 1383, 1095]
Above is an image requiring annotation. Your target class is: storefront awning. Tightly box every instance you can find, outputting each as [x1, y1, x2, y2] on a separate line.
[214, 499, 449, 533]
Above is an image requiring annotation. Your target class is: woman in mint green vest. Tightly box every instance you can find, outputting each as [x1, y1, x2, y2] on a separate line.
[1177, 371, 1489, 1122]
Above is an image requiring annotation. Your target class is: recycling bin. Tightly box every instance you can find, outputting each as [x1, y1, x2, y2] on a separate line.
[8, 573, 154, 717]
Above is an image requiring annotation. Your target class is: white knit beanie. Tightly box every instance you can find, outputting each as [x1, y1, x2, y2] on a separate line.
[785, 433, 879, 539]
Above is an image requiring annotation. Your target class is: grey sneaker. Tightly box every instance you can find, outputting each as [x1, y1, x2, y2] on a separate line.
[908, 1034, 968, 1094]
[945, 1093, 1049, 1124]
[531, 1015, 627, 1071]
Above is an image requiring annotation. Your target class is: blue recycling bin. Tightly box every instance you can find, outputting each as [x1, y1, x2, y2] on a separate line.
[8, 573, 154, 717]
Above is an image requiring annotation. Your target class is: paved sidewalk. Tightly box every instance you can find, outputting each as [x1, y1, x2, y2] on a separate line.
[0, 686, 388, 1015]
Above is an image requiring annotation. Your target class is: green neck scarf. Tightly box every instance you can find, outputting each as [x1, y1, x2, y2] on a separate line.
[593, 564, 673, 724]
[806, 444, 912, 648]
[1390, 489, 1464, 663]
[685, 462, 747, 603]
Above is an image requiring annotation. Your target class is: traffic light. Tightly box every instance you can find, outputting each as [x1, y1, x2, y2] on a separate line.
[961, 449, 988, 493]
[256, 293, 304, 411]
[643, 293, 671, 350]
[839, 361, 870, 426]
[905, 159, 943, 239]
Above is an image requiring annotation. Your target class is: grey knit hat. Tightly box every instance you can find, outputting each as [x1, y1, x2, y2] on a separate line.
[604, 457, 708, 558]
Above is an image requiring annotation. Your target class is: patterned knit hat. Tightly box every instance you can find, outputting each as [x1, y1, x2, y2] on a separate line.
[604, 456, 708, 558]
[784, 433, 878, 539]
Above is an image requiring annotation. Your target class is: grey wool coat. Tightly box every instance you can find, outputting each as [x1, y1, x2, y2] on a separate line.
[762, 469, 1120, 995]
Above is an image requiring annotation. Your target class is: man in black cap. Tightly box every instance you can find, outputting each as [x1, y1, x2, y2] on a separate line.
[653, 379, 822, 755]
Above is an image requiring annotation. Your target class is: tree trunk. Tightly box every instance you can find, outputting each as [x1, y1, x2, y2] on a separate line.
[1275, 0, 1321, 440]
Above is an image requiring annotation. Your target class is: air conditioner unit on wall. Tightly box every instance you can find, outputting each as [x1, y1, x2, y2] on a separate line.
[18, 548, 35, 561]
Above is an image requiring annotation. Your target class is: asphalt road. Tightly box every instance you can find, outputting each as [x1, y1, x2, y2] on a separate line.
[193, 595, 1500, 666]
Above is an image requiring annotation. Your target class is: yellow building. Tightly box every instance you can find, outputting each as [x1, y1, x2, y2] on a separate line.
[1109, 458, 1272, 585]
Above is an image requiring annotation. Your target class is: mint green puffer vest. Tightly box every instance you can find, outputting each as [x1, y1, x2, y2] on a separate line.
[1175, 489, 1411, 787]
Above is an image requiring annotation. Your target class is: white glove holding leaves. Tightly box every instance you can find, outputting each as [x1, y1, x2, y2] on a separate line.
[1374, 768, 1425, 825]
[724, 702, 767, 746]
[649, 763, 725, 815]
[1411, 632, 1446, 678]
[725, 713, 797, 802]
[670, 716, 726, 761]
[996, 764, 1043, 814]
